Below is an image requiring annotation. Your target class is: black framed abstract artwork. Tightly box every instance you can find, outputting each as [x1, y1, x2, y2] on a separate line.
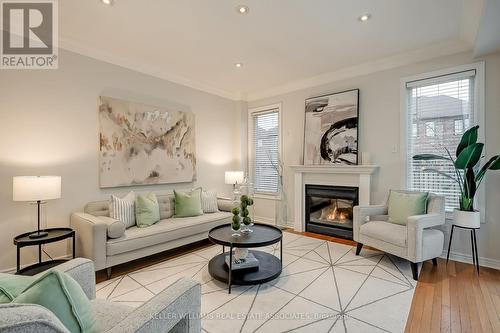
[303, 89, 359, 165]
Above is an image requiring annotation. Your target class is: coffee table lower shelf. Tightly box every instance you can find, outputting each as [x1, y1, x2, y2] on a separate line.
[208, 250, 282, 288]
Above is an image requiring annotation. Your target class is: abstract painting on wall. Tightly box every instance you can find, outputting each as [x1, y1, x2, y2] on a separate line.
[303, 89, 359, 165]
[99, 96, 196, 188]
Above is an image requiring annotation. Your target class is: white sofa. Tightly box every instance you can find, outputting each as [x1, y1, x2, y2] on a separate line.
[71, 194, 234, 277]
[353, 192, 446, 280]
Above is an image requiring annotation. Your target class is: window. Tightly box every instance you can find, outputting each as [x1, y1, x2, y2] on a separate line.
[412, 123, 418, 136]
[454, 119, 464, 135]
[405, 68, 478, 212]
[249, 105, 281, 195]
[425, 122, 435, 137]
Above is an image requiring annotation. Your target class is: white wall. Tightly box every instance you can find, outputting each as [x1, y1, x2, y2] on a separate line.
[248, 51, 500, 267]
[0, 49, 242, 272]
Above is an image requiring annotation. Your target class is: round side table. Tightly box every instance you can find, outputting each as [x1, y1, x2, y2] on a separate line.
[446, 224, 479, 273]
[13, 227, 75, 276]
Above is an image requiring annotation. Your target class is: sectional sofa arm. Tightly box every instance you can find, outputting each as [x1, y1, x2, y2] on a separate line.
[107, 278, 201, 333]
[0, 303, 70, 333]
[70, 213, 107, 271]
[39, 258, 96, 300]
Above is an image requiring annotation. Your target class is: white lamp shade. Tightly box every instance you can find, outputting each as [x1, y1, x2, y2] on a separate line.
[13, 176, 61, 202]
[225, 171, 244, 185]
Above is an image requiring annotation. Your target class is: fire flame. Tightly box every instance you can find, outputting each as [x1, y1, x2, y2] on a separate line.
[326, 206, 348, 221]
[318, 199, 352, 222]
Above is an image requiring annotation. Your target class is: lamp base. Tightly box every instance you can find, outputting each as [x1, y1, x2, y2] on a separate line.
[29, 231, 48, 239]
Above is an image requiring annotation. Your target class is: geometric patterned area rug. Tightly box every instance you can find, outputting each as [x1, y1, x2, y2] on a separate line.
[96, 232, 416, 332]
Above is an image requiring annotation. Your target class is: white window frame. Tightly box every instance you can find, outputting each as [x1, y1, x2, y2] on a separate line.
[400, 62, 485, 221]
[248, 103, 283, 200]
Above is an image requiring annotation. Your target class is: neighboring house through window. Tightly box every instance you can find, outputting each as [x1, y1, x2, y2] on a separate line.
[403, 63, 484, 213]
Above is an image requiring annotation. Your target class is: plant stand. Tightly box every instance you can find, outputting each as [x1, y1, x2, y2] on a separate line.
[446, 224, 479, 273]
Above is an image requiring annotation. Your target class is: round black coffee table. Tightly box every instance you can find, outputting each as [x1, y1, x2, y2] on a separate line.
[208, 223, 282, 294]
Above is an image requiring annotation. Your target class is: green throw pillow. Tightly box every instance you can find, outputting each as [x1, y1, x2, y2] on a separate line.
[388, 190, 429, 225]
[13, 270, 99, 333]
[0, 273, 35, 303]
[136, 193, 161, 227]
[174, 187, 203, 218]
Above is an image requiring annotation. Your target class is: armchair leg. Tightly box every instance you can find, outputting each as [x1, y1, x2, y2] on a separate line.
[355, 243, 363, 255]
[432, 258, 438, 266]
[410, 262, 419, 281]
[106, 267, 112, 280]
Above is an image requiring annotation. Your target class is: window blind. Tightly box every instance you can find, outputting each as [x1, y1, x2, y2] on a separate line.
[252, 110, 279, 194]
[406, 70, 476, 212]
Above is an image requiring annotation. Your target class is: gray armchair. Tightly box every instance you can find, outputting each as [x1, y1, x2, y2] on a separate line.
[0, 258, 201, 333]
[353, 192, 445, 280]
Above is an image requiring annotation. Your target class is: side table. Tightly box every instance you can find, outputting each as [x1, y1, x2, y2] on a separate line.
[446, 224, 479, 273]
[13, 227, 75, 276]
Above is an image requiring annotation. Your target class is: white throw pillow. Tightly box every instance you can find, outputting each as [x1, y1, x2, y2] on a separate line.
[201, 189, 219, 213]
[109, 191, 136, 228]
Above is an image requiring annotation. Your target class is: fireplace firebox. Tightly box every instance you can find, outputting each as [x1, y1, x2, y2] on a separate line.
[305, 184, 359, 240]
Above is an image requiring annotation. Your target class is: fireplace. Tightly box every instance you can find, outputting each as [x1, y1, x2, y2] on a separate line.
[305, 184, 359, 240]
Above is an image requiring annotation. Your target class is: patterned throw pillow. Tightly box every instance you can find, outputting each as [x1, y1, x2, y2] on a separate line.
[109, 191, 136, 228]
[201, 189, 219, 213]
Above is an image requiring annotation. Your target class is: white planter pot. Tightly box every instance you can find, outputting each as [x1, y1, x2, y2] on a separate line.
[453, 209, 480, 228]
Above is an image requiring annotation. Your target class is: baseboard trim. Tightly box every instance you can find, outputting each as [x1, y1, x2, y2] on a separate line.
[0, 254, 72, 274]
[441, 250, 500, 270]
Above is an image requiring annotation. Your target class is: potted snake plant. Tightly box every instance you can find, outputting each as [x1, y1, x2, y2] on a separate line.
[413, 125, 500, 228]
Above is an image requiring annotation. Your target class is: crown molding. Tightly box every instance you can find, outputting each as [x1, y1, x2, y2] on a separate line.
[246, 40, 472, 101]
[59, 36, 472, 103]
[59, 36, 242, 101]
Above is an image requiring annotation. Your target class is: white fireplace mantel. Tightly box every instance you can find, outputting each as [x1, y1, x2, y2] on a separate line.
[290, 165, 379, 232]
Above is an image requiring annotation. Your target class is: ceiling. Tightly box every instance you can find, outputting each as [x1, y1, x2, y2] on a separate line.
[58, 0, 489, 101]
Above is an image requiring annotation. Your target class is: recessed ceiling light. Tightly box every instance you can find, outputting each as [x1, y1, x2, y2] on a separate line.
[236, 5, 249, 14]
[358, 14, 371, 22]
[101, 0, 113, 5]
[234, 63, 243, 68]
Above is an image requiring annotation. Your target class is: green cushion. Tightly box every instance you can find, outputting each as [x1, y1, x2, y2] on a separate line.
[13, 270, 99, 333]
[388, 190, 429, 225]
[174, 187, 203, 218]
[0, 273, 35, 303]
[135, 193, 161, 228]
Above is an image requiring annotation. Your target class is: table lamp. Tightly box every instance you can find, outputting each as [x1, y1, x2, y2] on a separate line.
[13, 176, 61, 239]
[225, 171, 244, 190]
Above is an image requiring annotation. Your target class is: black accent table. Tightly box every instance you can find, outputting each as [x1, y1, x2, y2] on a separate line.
[207, 223, 282, 294]
[446, 224, 479, 273]
[13, 228, 75, 276]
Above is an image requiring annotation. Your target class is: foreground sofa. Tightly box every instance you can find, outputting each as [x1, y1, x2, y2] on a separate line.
[0, 258, 201, 333]
[71, 194, 234, 276]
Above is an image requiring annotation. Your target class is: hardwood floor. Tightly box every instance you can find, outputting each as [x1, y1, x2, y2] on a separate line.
[96, 230, 500, 332]
[405, 258, 500, 333]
